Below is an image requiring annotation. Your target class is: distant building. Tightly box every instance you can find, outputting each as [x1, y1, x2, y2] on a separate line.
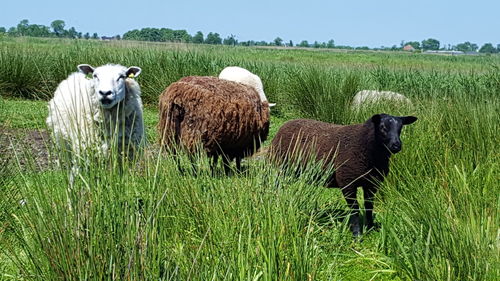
[101, 36, 116, 41]
[424, 50, 464, 55]
[464, 51, 480, 55]
[403, 45, 416, 51]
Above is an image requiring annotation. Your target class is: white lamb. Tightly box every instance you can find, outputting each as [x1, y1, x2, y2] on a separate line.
[46, 64, 145, 177]
[351, 90, 412, 110]
[219, 66, 276, 107]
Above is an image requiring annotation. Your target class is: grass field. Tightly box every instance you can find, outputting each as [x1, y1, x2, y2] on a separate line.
[0, 37, 499, 280]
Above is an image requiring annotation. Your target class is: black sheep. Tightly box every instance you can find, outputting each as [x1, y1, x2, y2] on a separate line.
[271, 114, 417, 236]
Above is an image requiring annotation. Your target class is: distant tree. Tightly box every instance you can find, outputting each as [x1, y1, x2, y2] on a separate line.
[273, 37, 283, 46]
[162, 28, 176, 41]
[0, 27, 5, 33]
[172, 29, 191, 42]
[356, 46, 370, 50]
[122, 29, 138, 40]
[8, 27, 17, 35]
[11, 20, 52, 37]
[288, 40, 293, 47]
[327, 39, 335, 48]
[479, 43, 497, 54]
[405, 41, 420, 49]
[312, 41, 321, 48]
[298, 40, 309, 47]
[205, 32, 222, 44]
[336, 45, 354, 50]
[115, 34, 121, 40]
[26, 24, 51, 37]
[421, 38, 440, 50]
[455, 41, 478, 52]
[92, 33, 99, 39]
[17, 19, 30, 36]
[223, 34, 237, 46]
[67, 27, 78, 38]
[51, 20, 66, 37]
[241, 40, 257, 46]
[83, 32, 90, 39]
[143, 28, 162, 41]
[497, 44, 500, 53]
[192, 31, 204, 44]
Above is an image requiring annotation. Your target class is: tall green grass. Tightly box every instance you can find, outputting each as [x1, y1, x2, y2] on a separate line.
[2, 139, 362, 280]
[378, 98, 499, 281]
[1, 37, 499, 106]
[0, 37, 499, 280]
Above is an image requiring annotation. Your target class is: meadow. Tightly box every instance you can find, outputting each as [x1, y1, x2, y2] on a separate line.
[0, 37, 499, 280]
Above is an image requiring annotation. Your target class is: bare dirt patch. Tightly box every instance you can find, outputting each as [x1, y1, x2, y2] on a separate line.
[0, 126, 53, 172]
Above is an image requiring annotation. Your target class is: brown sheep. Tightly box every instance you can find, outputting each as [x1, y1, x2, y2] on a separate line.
[270, 114, 417, 236]
[158, 76, 270, 173]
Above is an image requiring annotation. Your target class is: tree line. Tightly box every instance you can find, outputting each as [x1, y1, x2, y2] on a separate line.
[0, 19, 103, 40]
[1, 19, 499, 54]
[402, 39, 499, 53]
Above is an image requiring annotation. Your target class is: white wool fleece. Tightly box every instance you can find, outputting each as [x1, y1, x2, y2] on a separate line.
[219, 66, 275, 107]
[351, 90, 413, 111]
[46, 72, 101, 154]
[47, 66, 144, 158]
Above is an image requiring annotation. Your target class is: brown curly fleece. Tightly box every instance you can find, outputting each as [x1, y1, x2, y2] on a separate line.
[158, 76, 270, 164]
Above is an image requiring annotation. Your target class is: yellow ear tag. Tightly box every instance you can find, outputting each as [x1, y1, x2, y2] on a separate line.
[128, 73, 135, 78]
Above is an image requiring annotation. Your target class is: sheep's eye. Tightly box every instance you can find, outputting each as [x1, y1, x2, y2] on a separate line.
[93, 74, 98, 79]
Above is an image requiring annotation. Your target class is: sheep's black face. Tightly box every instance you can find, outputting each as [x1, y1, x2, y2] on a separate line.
[371, 113, 417, 153]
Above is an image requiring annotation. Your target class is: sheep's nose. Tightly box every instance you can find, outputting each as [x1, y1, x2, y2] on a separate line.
[390, 142, 401, 152]
[99, 90, 112, 97]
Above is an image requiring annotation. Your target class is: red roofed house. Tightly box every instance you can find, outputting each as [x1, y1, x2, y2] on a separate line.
[403, 45, 416, 51]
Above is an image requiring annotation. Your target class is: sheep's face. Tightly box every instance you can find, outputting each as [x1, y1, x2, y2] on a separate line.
[78, 64, 141, 109]
[371, 114, 417, 153]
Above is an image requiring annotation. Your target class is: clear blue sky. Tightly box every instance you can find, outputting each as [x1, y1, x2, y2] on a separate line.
[2, 0, 499, 48]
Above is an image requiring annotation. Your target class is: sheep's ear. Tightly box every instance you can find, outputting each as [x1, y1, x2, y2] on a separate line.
[401, 116, 417, 125]
[126, 66, 141, 78]
[371, 114, 382, 125]
[78, 64, 94, 75]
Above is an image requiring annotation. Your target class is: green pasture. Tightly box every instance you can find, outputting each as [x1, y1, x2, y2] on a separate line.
[0, 37, 498, 280]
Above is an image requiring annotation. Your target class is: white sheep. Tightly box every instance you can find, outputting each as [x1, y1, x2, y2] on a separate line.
[46, 64, 144, 179]
[219, 66, 276, 107]
[351, 90, 412, 110]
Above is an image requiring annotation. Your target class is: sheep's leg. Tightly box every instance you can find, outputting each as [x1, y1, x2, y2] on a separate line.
[363, 186, 377, 230]
[171, 148, 186, 175]
[235, 157, 242, 173]
[342, 188, 361, 237]
[222, 155, 231, 175]
[210, 154, 219, 176]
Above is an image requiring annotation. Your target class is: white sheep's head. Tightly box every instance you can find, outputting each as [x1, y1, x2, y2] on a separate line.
[78, 64, 141, 109]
